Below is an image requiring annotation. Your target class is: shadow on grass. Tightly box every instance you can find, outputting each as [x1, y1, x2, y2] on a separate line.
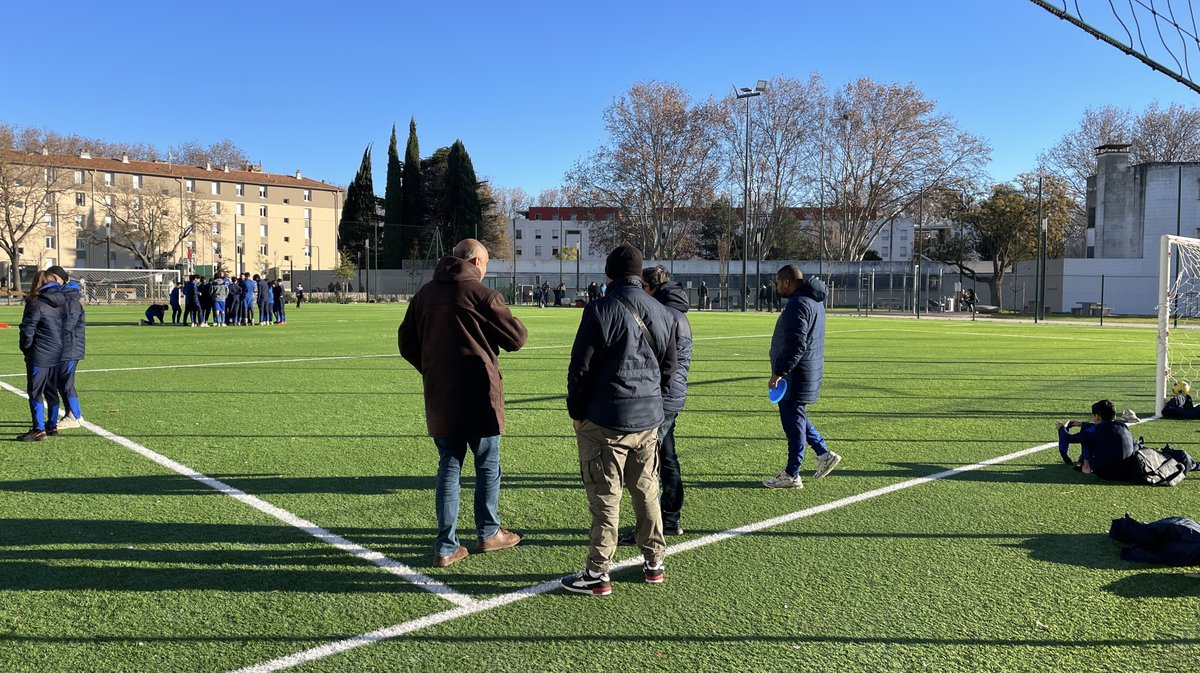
[0, 472, 583, 496]
[1105, 572, 1200, 598]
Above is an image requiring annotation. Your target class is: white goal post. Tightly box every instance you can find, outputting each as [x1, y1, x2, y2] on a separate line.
[1155, 235, 1200, 413]
[65, 268, 181, 304]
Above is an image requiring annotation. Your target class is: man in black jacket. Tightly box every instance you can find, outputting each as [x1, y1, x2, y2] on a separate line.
[562, 245, 677, 596]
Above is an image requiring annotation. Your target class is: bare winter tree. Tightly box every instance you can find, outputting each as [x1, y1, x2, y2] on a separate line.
[566, 81, 724, 259]
[93, 178, 217, 268]
[0, 152, 79, 288]
[169, 139, 249, 168]
[1038, 106, 1133, 205]
[817, 78, 990, 261]
[1131, 102, 1200, 163]
[720, 75, 824, 264]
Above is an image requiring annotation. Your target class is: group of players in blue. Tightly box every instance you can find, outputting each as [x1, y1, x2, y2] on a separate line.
[145, 273, 290, 327]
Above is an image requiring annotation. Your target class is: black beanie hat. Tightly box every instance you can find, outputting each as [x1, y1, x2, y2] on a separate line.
[604, 244, 643, 280]
[46, 265, 69, 282]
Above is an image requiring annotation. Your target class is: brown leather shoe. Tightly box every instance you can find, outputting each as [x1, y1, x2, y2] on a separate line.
[432, 545, 468, 568]
[476, 527, 522, 552]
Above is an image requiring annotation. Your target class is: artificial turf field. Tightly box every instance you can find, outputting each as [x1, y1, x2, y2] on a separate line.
[0, 303, 1196, 673]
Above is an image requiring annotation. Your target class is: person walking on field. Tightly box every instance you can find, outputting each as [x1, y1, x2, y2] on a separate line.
[295, 282, 305, 308]
[46, 266, 85, 429]
[562, 244, 677, 596]
[399, 238, 528, 568]
[17, 271, 66, 441]
[764, 265, 842, 488]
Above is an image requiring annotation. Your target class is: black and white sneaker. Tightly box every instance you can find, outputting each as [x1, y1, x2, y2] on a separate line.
[560, 569, 612, 596]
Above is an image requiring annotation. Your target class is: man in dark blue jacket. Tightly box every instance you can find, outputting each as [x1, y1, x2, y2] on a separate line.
[46, 266, 85, 429]
[562, 245, 677, 596]
[619, 266, 691, 543]
[765, 266, 842, 488]
[1057, 399, 1138, 480]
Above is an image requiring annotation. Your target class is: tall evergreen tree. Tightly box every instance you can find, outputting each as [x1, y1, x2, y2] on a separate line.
[338, 144, 378, 262]
[382, 124, 404, 268]
[400, 118, 426, 264]
[441, 140, 483, 245]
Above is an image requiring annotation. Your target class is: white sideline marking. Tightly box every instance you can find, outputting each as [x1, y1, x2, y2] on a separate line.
[0, 379, 473, 609]
[0, 353, 402, 379]
[229, 430, 1135, 673]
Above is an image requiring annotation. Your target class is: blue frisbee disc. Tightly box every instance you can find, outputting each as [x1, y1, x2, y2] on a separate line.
[769, 379, 787, 404]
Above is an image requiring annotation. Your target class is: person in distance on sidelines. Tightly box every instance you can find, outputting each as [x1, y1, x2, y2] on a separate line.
[764, 266, 842, 489]
[399, 238, 528, 568]
[562, 245, 676, 596]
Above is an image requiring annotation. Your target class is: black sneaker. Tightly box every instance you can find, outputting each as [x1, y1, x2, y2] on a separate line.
[617, 530, 636, 547]
[664, 523, 684, 536]
[44, 426, 58, 436]
[560, 569, 612, 596]
[16, 429, 46, 442]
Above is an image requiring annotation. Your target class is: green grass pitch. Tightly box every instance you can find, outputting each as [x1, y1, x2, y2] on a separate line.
[0, 303, 1196, 672]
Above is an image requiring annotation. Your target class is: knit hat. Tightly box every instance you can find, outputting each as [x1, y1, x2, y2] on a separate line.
[45, 265, 69, 282]
[604, 244, 643, 280]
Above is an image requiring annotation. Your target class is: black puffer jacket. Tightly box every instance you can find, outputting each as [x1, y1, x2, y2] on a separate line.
[567, 276, 678, 432]
[653, 281, 692, 413]
[60, 281, 86, 361]
[770, 277, 827, 404]
[19, 283, 67, 367]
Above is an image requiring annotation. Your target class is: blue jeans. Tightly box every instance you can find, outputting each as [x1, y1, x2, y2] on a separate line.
[433, 435, 502, 556]
[778, 398, 829, 477]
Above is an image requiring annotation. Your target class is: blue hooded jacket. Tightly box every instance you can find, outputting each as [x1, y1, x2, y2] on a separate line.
[60, 280, 86, 361]
[19, 282, 67, 367]
[769, 277, 827, 404]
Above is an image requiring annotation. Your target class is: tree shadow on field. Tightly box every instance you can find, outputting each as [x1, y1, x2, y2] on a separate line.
[1104, 572, 1200, 598]
[0, 472, 582, 497]
[1005, 533, 1131, 570]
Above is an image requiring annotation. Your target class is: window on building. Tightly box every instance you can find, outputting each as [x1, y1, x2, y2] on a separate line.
[258, 185, 267, 198]
[75, 192, 86, 207]
[213, 242, 221, 256]
[570, 214, 577, 220]
[236, 203, 245, 216]
[44, 192, 55, 205]
[515, 229, 523, 239]
[1087, 207, 1096, 229]
[283, 198, 289, 204]
[303, 208, 311, 221]
[304, 227, 311, 240]
[43, 213, 55, 228]
[236, 222, 245, 235]
[515, 247, 522, 256]
[259, 244, 268, 255]
[74, 215, 84, 229]
[303, 189, 311, 201]
[45, 237, 56, 249]
[535, 245, 542, 256]
[284, 236, 290, 243]
[212, 224, 220, 236]
[103, 216, 112, 228]
[132, 175, 142, 189]
[534, 213, 541, 220]
[185, 179, 195, 193]
[103, 172, 113, 186]
[552, 230, 559, 240]
[44, 167, 56, 183]
[552, 212, 560, 220]
[1086, 245, 1095, 258]
[304, 246, 311, 257]
[552, 247, 559, 257]
[73, 170, 84, 184]
[235, 183, 244, 197]
[211, 182, 220, 195]
[283, 217, 289, 224]
[104, 194, 113, 206]
[259, 205, 268, 217]
[535, 230, 542, 239]
[259, 224, 268, 237]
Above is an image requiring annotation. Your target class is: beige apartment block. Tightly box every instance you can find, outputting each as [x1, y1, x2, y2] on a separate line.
[0, 148, 341, 281]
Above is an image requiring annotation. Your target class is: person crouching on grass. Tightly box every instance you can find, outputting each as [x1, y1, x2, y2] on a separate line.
[1057, 399, 1138, 479]
[16, 271, 66, 442]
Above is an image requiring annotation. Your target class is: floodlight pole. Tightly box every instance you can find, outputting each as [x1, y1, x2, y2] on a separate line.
[735, 80, 766, 312]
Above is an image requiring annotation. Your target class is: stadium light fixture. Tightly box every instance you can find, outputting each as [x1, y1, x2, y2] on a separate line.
[734, 81, 766, 311]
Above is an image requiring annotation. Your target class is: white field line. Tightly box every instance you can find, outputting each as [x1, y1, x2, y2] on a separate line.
[0, 379, 474, 608]
[229, 426, 1156, 673]
[0, 353, 402, 379]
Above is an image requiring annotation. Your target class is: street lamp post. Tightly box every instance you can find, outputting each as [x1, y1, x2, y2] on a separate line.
[916, 195, 924, 319]
[735, 79, 766, 312]
[511, 213, 518, 304]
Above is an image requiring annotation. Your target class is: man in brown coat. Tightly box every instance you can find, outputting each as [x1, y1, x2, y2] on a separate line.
[398, 238, 528, 567]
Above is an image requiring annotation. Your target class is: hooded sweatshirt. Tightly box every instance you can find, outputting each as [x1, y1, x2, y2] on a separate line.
[653, 281, 692, 413]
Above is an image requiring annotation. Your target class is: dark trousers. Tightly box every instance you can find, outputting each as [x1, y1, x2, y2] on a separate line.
[658, 410, 683, 528]
[52, 360, 82, 421]
[25, 361, 58, 431]
[170, 304, 181, 324]
[779, 397, 814, 477]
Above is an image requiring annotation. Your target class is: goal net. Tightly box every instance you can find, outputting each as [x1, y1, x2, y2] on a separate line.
[66, 268, 181, 304]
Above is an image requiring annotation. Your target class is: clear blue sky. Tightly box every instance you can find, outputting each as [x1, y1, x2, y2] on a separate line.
[5, 0, 1194, 197]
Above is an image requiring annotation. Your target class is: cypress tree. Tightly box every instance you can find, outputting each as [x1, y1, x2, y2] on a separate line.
[382, 124, 404, 268]
[399, 118, 426, 264]
[338, 144, 377, 262]
[441, 140, 483, 245]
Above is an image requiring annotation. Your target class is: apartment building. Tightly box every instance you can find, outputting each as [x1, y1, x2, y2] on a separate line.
[0, 148, 341, 279]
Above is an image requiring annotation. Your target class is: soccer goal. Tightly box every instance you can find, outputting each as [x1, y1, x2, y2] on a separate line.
[65, 268, 181, 305]
[1155, 235, 1200, 412]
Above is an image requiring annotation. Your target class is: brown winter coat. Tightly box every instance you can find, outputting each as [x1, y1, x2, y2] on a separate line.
[398, 256, 527, 438]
